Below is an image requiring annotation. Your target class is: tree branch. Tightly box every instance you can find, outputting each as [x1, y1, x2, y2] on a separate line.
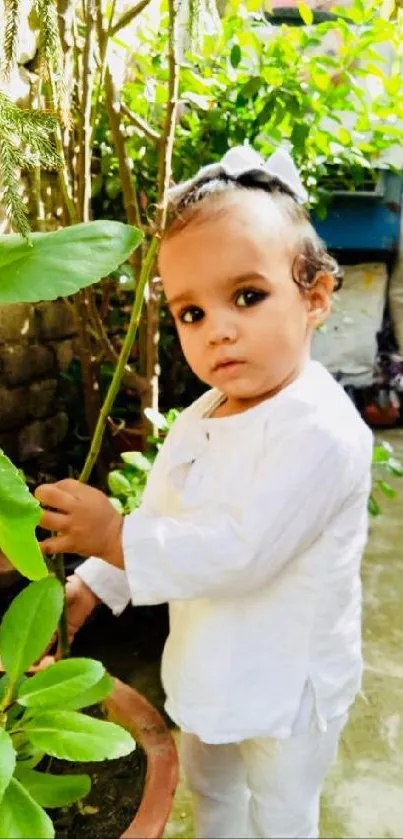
[110, 0, 152, 37]
[156, 0, 180, 228]
[144, 0, 180, 429]
[121, 103, 161, 144]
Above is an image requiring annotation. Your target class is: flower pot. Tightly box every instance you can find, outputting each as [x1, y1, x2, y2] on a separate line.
[105, 678, 179, 839]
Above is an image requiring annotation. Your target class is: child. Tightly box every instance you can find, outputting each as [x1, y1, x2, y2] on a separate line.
[36, 146, 373, 839]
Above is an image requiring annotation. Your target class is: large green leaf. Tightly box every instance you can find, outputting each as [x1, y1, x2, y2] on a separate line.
[15, 768, 91, 808]
[0, 729, 16, 806]
[0, 578, 63, 682]
[17, 658, 104, 710]
[0, 777, 54, 839]
[25, 710, 136, 761]
[0, 450, 47, 580]
[61, 671, 115, 711]
[0, 221, 142, 303]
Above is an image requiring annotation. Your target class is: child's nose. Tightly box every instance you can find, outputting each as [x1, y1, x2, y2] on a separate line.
[207, 315, 238, 345]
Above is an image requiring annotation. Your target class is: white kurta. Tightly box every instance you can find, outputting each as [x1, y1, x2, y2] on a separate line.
[77, 360, 373, 744]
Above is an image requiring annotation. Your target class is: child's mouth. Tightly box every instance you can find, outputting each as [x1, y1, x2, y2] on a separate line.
[213, 359, 246, 375]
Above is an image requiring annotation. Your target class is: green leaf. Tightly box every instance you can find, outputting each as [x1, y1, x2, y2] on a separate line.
[238, 76, 262, 100]
[230, 44, 241, 68]
[0, 729, 16, 806]
[121, 451, 152, 471]
[368, 495, 380, 517]
[61, 672, 115, 711]
[372, 445, 390, 463]
[17, 659, 105, 710]
[338, 128, 351, 146]
[15, 768, 91, 808]
[298, 2, 314, 25]
[0, 450, 47, 580]
[0, 578, 63, 682]
[0, 777, 54, 838]
[377, 480, 397, 500]
[386, 459, 403, 478]
[107, 470, 132, 497]
[0, 221, 143, 304]
[25, 711, 136, 761]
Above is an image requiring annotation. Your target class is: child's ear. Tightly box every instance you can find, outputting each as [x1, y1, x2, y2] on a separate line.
[306, 272, 334, 326]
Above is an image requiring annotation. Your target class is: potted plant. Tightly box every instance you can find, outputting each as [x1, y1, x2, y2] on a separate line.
[0, 221, 178, 838]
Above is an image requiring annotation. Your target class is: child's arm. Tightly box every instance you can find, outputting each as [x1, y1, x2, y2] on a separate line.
[36, 423, 372, 605]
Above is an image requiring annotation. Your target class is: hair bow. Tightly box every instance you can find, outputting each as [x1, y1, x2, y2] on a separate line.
[169, 145, 308, 205]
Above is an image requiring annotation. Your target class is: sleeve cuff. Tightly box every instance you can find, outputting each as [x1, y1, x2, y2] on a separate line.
[76, 557, 131, 616]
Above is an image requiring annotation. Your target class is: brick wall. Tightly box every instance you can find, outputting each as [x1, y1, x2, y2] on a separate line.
[0, 301, 75, 464]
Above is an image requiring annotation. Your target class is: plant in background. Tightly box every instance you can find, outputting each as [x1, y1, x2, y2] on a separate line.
[108, 408, 180, 513]
[0, 577, 134, 839]
[369, 439, 403, 516]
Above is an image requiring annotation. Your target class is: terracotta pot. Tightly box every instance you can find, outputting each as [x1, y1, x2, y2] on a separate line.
[362, 402, 400, 428]
[105, 679, 179, 839]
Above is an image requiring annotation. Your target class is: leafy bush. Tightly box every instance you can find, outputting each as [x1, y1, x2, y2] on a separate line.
[108, 408, 180, 514]
[369, 439, 403, 515]
[0, 577, 135, 839]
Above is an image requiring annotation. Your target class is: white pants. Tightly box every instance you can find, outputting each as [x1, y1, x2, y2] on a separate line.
[180, 714, 347, 839]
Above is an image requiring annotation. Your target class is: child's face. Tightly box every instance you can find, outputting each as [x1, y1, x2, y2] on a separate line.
[160, 191, 331, 410]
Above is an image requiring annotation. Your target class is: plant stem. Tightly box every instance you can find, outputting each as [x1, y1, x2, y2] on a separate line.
[79, 236, 159, 484]
[52, 553, 70, 657]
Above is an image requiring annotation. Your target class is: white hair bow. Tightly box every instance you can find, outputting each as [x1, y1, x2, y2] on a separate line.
[169, 145, 308, 205]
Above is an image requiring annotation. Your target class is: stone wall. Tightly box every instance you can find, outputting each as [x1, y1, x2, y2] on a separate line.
[0, 301, 75, 464]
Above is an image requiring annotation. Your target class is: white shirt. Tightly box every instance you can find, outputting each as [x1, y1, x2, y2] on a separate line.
[77, 360, 373, 744]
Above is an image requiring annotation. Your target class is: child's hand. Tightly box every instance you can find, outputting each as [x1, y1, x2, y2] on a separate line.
[35, 479, 124, 568]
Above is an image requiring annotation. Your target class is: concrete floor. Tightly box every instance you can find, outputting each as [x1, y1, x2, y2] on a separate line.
[163, 430, 403, 839]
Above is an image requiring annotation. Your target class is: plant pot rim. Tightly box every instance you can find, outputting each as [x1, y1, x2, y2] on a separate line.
[105, 677, 179, 839]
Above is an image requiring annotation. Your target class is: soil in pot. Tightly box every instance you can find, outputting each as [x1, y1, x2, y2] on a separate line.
[45, 706, 147, 839]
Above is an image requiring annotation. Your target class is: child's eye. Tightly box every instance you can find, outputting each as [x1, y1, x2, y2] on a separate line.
[178, 306, 204, 324]
[235, 289, 268, 308]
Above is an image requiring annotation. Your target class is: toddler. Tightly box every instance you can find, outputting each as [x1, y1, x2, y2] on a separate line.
[36, 146, 373, 839]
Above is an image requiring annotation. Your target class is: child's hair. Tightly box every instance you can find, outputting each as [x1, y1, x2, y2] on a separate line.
[164, 173, 343, 292]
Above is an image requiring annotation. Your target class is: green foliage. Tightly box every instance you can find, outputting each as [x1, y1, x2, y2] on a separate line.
[369, 440, 403, 516]
[98, 0, 403, 218]
[0, 579, 135, 838]
[34, 0, 65, 112]
[0, 578, 63, 681]
[0, 729, 16, 802]
[13, 768, 91, 808]
[0, 221, 143, 303]
[1, 0, 20, 78]
[108, 408, 179, 514]
[0, 449, 47, 580]
[0, 0, 65, 238]
[17, 660, 105, 710]
[0, 93, 61, 240]
[0, 778, 54, 839]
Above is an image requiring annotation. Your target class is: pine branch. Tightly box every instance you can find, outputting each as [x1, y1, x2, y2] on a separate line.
[0, 138, 31, 239]
[35, 0, 66, 117]
[0, 93, 61, 237]
[1, 0, 21, 79]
